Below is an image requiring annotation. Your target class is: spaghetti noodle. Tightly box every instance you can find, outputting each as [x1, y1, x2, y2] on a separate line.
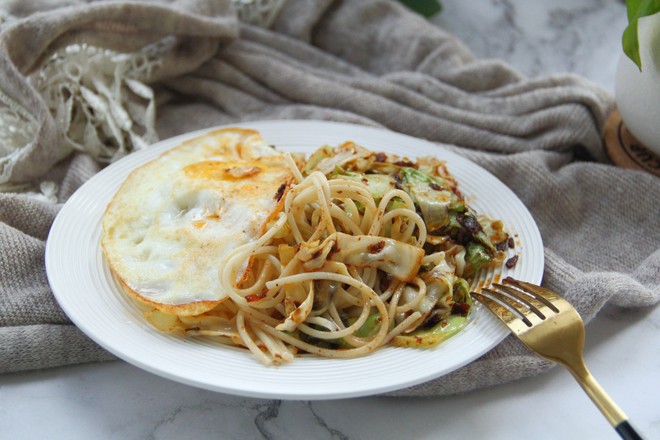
[142, 141, 512, 365]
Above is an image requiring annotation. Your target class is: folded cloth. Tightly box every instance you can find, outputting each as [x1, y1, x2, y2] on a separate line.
[0, 0, 658, 396]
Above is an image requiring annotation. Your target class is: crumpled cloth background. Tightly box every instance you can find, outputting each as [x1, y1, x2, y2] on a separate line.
[0, 0, 658, 397]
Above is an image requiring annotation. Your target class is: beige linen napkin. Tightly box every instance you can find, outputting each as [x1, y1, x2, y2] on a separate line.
[0, 0, 658, 396]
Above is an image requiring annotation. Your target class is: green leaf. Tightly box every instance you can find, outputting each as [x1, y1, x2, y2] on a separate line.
[397, 0, 442, 18]
[622, 0, 660, 70]
[391, 314, 467, 348]
[465, 242, 491, 275]
[355, 313, 383, 338]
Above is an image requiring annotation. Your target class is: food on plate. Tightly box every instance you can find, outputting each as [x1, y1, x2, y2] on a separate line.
[101, 128, 294, 316]
[101, 128, 515, 365]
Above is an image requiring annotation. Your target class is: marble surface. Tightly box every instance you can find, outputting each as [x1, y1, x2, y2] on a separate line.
[432, 0, 628, 92]
[2, 1, 658, 439]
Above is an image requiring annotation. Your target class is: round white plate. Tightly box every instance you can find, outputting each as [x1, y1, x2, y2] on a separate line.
[46, 120, 543, 400]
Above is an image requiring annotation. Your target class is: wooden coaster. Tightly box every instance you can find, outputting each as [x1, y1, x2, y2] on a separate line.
[603, 109, 660, 177]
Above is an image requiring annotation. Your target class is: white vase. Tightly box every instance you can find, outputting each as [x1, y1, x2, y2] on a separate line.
[615, 13, 660, 156]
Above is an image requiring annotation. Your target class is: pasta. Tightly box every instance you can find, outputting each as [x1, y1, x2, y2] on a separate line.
[142, 141, 513, 365]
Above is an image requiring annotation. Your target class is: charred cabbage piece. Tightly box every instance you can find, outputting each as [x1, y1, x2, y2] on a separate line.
[397, 167, 461, 231]
[330, 232, 424, 282]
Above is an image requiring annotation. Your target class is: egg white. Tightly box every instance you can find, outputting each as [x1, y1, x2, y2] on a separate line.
[101, 128, 292, 315]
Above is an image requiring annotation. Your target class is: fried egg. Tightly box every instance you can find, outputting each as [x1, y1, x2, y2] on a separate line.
[101, 128, 293, 316]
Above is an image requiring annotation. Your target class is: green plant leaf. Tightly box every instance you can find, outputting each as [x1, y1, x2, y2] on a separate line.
[622, 0, 660, 70]
[397, 0, 442, 18]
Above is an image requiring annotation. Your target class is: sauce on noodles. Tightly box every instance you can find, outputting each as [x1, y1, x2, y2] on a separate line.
[142, 141, 513, 365]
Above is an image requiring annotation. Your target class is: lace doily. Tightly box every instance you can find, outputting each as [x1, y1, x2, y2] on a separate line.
[30, 40, 170, 162]
[233, 0, 287, 28]
[0, 10, 39, 192]
[0, 0, 288, 200]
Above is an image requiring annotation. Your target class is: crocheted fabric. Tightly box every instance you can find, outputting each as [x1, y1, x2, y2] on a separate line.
[0, 0, 284, 194]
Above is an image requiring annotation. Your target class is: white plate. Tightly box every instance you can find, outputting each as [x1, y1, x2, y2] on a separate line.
[46, 120, 543, 400]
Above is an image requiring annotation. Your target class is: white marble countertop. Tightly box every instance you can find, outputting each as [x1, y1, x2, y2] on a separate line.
[2, 1, 658, 439]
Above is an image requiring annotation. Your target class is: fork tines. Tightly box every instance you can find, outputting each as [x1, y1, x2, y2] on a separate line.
[471, 277, 562, 330]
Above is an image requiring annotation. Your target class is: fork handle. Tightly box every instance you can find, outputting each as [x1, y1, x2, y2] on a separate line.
[568, 364, 643, 439]
[615, 421, 643, 440]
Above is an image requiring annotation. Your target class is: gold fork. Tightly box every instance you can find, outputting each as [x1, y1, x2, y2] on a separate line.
[472, 277, 643, 440]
